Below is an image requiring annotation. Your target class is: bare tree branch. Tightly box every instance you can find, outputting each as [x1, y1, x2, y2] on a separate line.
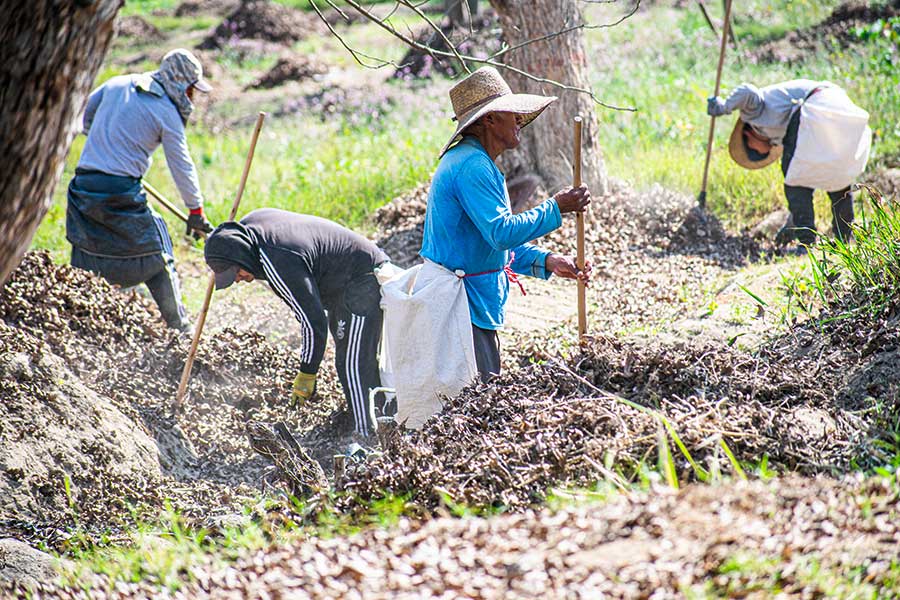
[308, 0, 637, 112]
[309, 0, 401, 69]
[396, 0, 472, 75]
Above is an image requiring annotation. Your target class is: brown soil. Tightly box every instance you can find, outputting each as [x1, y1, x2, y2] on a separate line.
[748, 0, 900, 64]
[115, 16, 164, 43]
[329, 320, 898, 514]
[247, 55, 328, 90]
[2, 175, 897, 595]
[0, 252, 347, 547]
[199, 0, 326, 49]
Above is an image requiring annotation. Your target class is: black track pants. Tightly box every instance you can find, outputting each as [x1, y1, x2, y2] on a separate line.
[781, 109, 855, 245]
[329, 273, 383, 436]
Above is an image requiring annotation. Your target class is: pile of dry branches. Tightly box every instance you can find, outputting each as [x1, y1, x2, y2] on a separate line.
[328, 329, 889, 514]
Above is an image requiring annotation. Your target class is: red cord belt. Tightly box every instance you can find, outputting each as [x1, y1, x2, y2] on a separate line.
[457, 251, 527, 296]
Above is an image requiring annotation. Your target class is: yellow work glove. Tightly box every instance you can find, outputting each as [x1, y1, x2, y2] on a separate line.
[291, 371, 317, 406]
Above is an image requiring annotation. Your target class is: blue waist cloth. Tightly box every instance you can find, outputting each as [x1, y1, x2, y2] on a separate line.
[66, 170, 168, 258]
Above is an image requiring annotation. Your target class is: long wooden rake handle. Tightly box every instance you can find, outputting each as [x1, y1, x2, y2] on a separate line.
[175, 111, 267, 408]
[574, 116, 587, 338]
[698, 0, 733, 209]
[143, 181, 190, 225]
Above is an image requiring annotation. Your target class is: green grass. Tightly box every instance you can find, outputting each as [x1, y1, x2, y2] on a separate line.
[692, 553, 900, 599]
[794, 186, 900, 318]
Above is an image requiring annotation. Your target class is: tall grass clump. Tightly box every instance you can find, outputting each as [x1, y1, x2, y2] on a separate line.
[807, 185, 900, 317]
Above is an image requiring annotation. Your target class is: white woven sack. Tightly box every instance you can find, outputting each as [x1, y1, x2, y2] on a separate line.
[784, 86, 871, 192]
[379, 260, 477, 429]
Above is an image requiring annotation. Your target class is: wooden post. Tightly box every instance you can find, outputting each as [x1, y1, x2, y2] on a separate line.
[174, 112, 266, 408]
[574, 116, 586, 338]
[698, 0, 733, 209]
[143, 181, 190, 225]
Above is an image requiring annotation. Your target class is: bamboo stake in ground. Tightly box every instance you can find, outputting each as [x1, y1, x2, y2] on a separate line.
[175, 111, 267, 408]
[573, 116, 587, 338]
[698, 0, 733, 209]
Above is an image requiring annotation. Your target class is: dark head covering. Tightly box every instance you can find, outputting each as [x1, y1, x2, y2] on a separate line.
[204, 221, 265, 289]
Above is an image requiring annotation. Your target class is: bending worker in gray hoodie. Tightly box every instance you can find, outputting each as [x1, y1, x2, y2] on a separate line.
[204, 208, 391, 438]
[708, 79, 861, 251]
[66, 49, 214, 331]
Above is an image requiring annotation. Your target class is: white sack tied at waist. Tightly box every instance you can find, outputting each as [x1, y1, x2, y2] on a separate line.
[784, 86, 872, 192]
[378, 259, 478, 429]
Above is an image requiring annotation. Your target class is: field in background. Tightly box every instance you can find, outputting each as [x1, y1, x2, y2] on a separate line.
[32, 0, 899, 262]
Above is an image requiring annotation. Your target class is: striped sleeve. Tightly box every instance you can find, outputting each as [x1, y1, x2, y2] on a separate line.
[259, 248, 328, 373]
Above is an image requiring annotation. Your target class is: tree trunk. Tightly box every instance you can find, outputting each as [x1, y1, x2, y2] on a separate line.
[0, 0, 121, 286]
[489, 0, 607, 204]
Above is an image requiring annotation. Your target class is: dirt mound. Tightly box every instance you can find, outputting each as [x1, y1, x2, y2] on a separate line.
[749, 0, 900, 64]
[0, 324, 162, 524]
[115, 16, 164, 42]
[247, 55, 328, 90]
[25, 475, 898, 598]
[199, 0, 325, 49]
[174, 0, 239, 17]
[372, 184, 428, 268]
[393, 11, 504, 80]
[0, 252, 345, 547]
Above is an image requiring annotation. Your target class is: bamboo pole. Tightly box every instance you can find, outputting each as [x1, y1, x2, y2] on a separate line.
[175, 112, 267, 408]
[574, 116, 586, 338]
[698, 0, 733, 209]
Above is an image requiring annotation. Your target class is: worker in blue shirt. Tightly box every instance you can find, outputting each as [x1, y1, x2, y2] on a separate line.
[421, 67, 592, 381]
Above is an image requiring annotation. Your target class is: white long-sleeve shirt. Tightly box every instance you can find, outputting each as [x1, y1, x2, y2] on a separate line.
[77, 74, 203, 209]
[722, 79, 827, 146]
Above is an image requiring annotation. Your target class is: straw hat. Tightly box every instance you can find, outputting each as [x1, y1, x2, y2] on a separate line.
[439, 66, 557, 157]
[728, 117, 783, 170]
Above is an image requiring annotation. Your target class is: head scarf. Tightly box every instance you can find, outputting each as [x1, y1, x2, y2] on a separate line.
[150, 49, 211, 124]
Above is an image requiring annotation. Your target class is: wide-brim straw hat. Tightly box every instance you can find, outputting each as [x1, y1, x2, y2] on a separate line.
[440, 66, 557, 157]
[728, 117, 783, 170]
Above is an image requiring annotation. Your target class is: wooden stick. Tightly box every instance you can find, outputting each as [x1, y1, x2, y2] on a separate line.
[143, 181, 189, 224]
[697, 0, 738, 50]
[573, 116, 586, 339]
[696, 0, 718, 37]
[698, 0, 732, 209]
[175, 112, 267, 408]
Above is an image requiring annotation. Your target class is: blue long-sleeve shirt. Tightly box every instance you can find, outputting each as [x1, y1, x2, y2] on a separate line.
[420, 136, 562, 330]
[78, 74, 204, 209]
